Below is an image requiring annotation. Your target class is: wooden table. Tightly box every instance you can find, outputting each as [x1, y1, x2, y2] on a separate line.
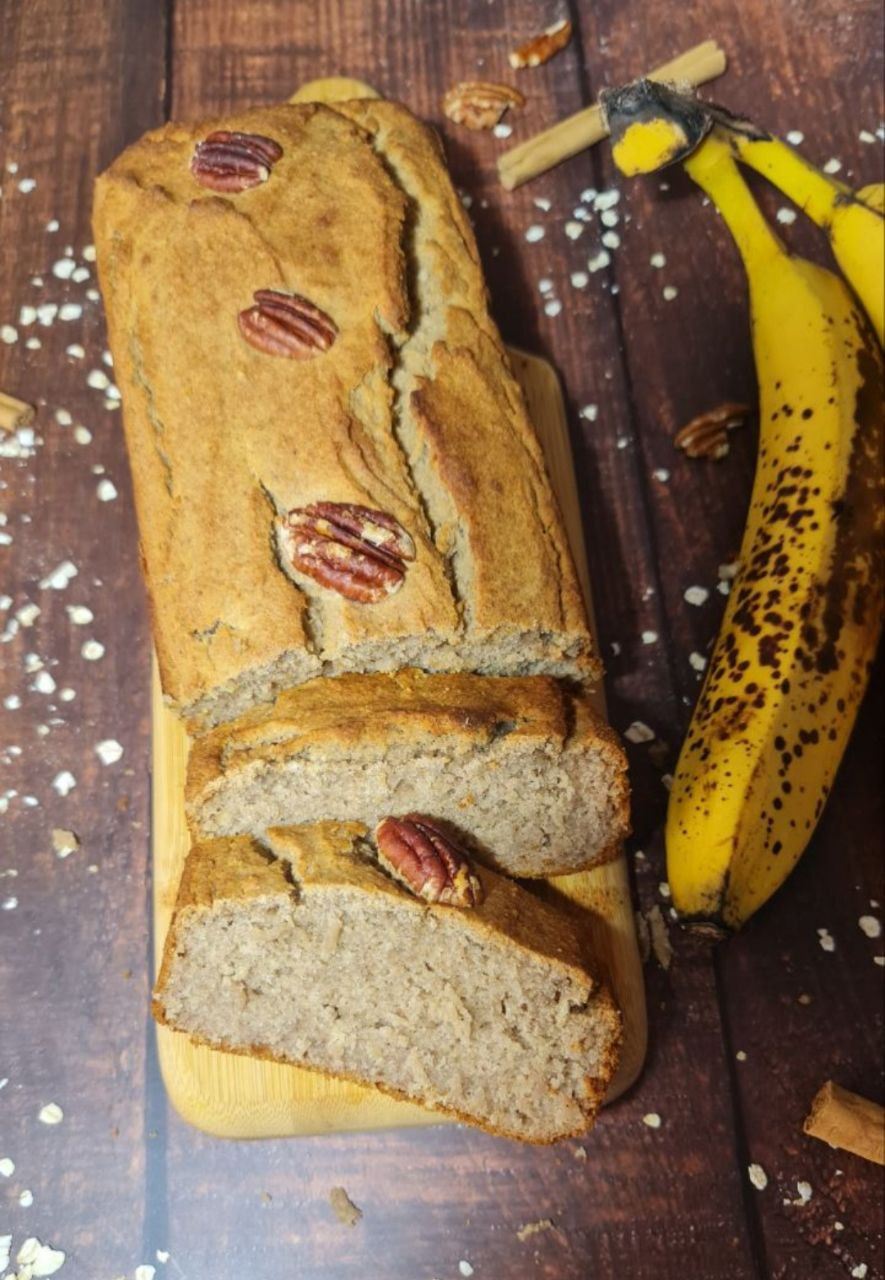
[0, 2, 882, 1276]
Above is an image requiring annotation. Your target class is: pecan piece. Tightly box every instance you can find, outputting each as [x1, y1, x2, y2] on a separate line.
[674, 402, 750, 460]
[191, 130, 283, 192]
[442, 81, 525, 131]
[282, 501, 415, 603]
[375, 815, 483, 908]
[238, 290, 337, 359]
[509, 18, 573, 69]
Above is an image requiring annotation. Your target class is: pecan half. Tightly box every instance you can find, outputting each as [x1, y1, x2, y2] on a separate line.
[375, 815, 484, 908]
[238, 290, 337, 359]
[191, 130, 283, 192]
[674, 402, 750, 460]
[282, 501, 415, 603]
[509, 18, 573, 69]
[442, 81, 525, 131]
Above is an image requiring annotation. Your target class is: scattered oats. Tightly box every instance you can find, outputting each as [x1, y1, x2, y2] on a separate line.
[38, 1101, 64, 1125]
[797, 992, 812, 1005]
[19, 1187, 34, 1207]
[834, 1221, 844, 1231]
[33, 671, 56, 695]
[544, 299, 562, 317]
[59, 687, 76, 702]
[87, 369, 110, 390]
[572, 205, 591, 221]
[817, 927, 836, 952]
[684, 585, 709, 606]
[616, 436, 629, 449]
[593, 189, 620, 212]
[823, 157, 842, 174]
[71, 266, 90, 283]
[15, 603, 40, 627]
[105, 383, 121, 402]
[525, 224, 545, 244]
[580, 404, 598, 422]
[52, 828, 79, 858]
[96, 478, 118, 502]
[795, 1180, 812, 1204]
[646, 905, 672, 970]
[95, 739, 124, 765]
[859, 915, 881, 939]
[459, 193, 472, 209]
[659, 882, 671, 899]
[736, 1050, 747, 1062]
[538, 277, 554, 294]
[459, 1264, 474, 1278]
[135, 1267, 156, 1280]
[0, 1156, 14, 1176]
[81, 639, 105, 661]
[570, 270, 589, 288]
[1, 895, 16, 909]
[611, 641, 620, 655]
[37, 303, 58, 326]
[859, 129, 876, 144]
[54, 408, 73, 427]
[46, 217, 60, 232]
[1, 324, 17, 343]
[65, 343, 85, 359]
[4, 694, 21, 710]
[642, 1112, 662, 1129]
[776, 207, 797, 225]
[719, 561, 740, 580]
[533, 197, 552, 212]
[16, 1237, 66, 1276]
[874, 956, 885, 967]
[156, 1251, 170, 1264]
[73, 426, 92, 445]
[580, 187, 597, 202]
[748, 1163, 768, 1190]
[0, 595, 11, 610]
[625, 721, 655, 744]
[786, 130, 804, 145]
[600, 210, 620, 230]
[851, 1267, 868, 1279]
[39, 561, 78, 590]
[689, 652, 708, 673]
[51, 771, 76, 797]
[0, 1235, 9, 1272]
[662, 773, 673, 790]
[25, 336, 42, 350]
[652, 467, 670, 482]
[717, 580, 731, 596]
[662, 285, 679, 301]
[86, 288, 100, 302]
[492, 122, 512, 139]
[329, 1186, 362, 1228]
[18, 177, 37, 193]
[24, 653, 43, 673]
[516, 1218, 554, 1242]
[641, 630, 658, 644]
[65, 604, 93, 625]
[587, 249, 611, 272]
[650, 252, 666, 269]
[19, 304, 37, 326]
[59, 303, 83, 322]
[564, 220, 584, 240]
[52, 258, 76, 280]
[82, 243, 96, 261]
[601, 230, 621, 250]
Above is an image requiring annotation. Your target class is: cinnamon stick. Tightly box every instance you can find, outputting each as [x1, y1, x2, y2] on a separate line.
[0, 390, 35, 432]
[803, 1080, 885, 1166]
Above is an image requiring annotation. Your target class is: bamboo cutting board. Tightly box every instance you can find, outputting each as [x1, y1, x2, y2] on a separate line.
[152, 348, 647, 1138]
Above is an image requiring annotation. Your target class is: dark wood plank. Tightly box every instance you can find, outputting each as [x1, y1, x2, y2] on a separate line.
[573, 3, 885, 1277]
[0, 0, 166, 1276]
[146, 2, 761, 1277]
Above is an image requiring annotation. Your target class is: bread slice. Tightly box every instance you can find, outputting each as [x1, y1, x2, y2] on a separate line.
[153, 823, 621, 1142]
[93, 99, 597, 730]
[186, 669, 630, 878]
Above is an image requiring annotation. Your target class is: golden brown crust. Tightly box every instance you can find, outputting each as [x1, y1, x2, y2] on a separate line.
[93, 100, 596, 726]
[153, 825, 622, 1142]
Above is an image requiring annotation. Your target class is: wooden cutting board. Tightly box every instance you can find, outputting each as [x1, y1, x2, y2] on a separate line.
[152, 348, 647, 1137]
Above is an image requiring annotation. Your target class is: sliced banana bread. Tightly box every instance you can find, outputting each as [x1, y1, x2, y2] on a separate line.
[186, 669, 629, 878]
[153, 822, 621, 1142]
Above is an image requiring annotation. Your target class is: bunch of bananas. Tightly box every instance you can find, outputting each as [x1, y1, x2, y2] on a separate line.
[601, 81, 884, 934]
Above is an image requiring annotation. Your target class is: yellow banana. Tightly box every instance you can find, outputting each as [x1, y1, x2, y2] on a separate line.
[732, 133, 885, 344]
[603, 83, 884, 932]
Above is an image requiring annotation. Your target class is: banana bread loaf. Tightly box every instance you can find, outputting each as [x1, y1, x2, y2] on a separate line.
[94, 99, 597, 729]
[153, 823, 622, 1142]
[186, 669, 629, 877]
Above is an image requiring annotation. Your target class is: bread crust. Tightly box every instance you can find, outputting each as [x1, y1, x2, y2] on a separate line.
[93, 100, 597, 727]
[153, 826, 622, 1142]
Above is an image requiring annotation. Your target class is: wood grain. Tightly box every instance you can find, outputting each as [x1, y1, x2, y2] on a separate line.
[0, 0, 881, 1276]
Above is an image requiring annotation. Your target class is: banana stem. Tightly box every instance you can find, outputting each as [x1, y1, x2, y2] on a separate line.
[684, 131, 785, 268]
[733, 135, 851, 228]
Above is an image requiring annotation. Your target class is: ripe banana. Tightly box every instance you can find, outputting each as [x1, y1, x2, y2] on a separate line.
[604, 83, 884, 932]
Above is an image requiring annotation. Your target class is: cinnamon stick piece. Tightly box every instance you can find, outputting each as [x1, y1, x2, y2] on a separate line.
[0, 390, 35, 432]
[497, 39, 727, 189]
[803, 1080, 885, 1166]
